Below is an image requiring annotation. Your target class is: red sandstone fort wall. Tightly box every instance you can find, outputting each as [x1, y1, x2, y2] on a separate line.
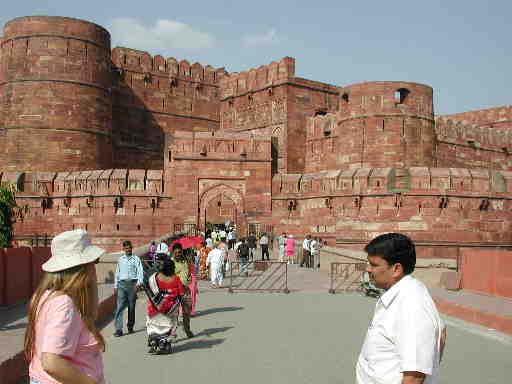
[166, 131, 272, 235]
[219, 58, 338, 173]
[0, 16, 113, 172]
[2, 168, 173, 251]
[270, 167, 512, 252]
[435, 117, 512, 170]
[441, 106, 512, 130]
[110, 48, 223, 169]
[336, 82, 435, 169]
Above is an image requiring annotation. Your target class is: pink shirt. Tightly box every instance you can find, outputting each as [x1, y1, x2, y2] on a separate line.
[29, 291, 105, 384]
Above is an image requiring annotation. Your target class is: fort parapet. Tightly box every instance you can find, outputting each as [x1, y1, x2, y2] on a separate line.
[1, 15, 512, 256]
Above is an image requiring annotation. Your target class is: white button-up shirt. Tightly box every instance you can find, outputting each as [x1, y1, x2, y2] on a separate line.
[356, 275, 444, 384]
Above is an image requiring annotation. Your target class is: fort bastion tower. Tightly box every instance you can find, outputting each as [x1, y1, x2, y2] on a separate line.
[0, 16, 113, 172]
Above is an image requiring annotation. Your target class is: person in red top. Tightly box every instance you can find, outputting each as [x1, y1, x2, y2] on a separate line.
[144, 253, 184, 354]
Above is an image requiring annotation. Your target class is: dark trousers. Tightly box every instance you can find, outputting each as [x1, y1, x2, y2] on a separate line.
[261, 245, 269, 260]
[301, 250, 310, 267]
[114, 280, 137, 331]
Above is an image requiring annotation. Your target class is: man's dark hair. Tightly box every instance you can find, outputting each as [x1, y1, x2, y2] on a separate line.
[364, 233, 416, 275]
[122, 240, 132, 247]
[172, 242, 183, 251]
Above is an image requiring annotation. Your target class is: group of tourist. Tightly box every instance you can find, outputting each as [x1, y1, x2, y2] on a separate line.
[24, 228, 446, 384]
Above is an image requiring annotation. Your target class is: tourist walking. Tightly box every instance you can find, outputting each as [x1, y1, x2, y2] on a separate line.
[310, 237, 321, 269]
[285, 235, 296, 264]
[207, 243, 225, 287]
[356, 233, 447, 384]
[301, 235, 312, 268]
[198, 241, 211, 280]
[171, 243, 195, 338]
[227, 228, 237, 249]
[145, 255, 183, 354]
[237, 238, 250, 276]
[259, 232, 270, 260]
[113, 240, 144, 337]
[278, 232, 287, 262]
[247, 232, 257, 261]
[25, 229, 106, 384]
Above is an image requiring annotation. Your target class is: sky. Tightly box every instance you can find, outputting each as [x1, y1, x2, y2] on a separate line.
[0, 0, 509, 115]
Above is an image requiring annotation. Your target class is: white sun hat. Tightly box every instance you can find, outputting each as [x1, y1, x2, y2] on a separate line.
[42, 229, 106, 272]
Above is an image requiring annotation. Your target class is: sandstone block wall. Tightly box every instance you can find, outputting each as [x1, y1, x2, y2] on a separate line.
[337, 82, 435, 169]
[111, 48, 223, 169]
[0, 16, 113, 172]
[435, 117, 512, 170]
[441, 106, 512, 129]
[270, 167, 512, 251]
[167, 131, 272, 235]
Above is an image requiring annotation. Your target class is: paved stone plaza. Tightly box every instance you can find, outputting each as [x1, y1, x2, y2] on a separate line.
[102, 267, 512, 384]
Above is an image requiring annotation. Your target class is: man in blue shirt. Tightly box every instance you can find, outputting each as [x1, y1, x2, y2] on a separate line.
[113, 240, 144, 337]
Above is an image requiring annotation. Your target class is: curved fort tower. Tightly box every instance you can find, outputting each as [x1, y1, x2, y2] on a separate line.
[337, 81, 435, 169]
[0, 16, 113, 171]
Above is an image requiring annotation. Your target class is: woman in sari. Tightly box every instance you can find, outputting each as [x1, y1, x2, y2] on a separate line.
[198, 241, 211, 280]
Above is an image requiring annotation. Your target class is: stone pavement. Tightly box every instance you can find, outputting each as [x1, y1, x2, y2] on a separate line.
[101, 264, 512, 384]
[4, 259, 512, 383]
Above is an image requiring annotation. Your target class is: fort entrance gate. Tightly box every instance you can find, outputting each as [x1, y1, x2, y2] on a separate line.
[199, 184, 246, 234]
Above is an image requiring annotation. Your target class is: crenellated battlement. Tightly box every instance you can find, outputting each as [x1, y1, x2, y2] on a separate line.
[273, 167, 512, 197]
[219, 57, 295, 99]
[0, 168, 164, 198]
[169, 130, 271, 162]
[435, 117, 512, 170]
[111, 47, 226, 85]
[440, 105, 512, 129]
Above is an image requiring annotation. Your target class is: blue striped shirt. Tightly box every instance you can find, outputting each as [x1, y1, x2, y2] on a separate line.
[114, 254, 144, 288]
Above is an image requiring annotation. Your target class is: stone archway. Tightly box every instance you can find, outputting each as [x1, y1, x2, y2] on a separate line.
[199, 184, 246, 233]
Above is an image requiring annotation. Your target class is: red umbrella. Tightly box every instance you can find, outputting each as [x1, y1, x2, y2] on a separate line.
[170, 236, 204, 249]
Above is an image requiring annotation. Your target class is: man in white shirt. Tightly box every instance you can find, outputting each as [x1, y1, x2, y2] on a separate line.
[356, 233, 447, 384]
[309, 237, 320, 269]
[206, 244, 225, 288]
[259, 232, 269, 260]
[301, 235, 311, 268]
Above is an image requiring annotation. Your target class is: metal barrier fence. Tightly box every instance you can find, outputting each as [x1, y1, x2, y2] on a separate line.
[329, 262, 367, 294]
[228, 261, 290, 293]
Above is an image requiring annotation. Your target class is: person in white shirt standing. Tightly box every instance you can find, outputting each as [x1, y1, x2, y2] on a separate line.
[301, 235, 311, 268]
[356, 233, 447, 384]
[206, 243, 225, 288]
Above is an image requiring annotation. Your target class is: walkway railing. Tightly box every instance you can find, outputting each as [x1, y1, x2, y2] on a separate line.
[228, 261, 290, 293]
[328, 262, 367, 294]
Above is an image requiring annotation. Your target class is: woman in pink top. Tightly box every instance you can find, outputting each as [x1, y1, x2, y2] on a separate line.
[24, 229, 107, 384]
[285, 235, 296, 264]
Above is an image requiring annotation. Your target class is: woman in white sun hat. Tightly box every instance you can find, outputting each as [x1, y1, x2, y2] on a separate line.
[24, 229, 107, 384]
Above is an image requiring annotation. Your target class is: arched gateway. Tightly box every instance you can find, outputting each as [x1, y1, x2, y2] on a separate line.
[199, 184, 246, 234]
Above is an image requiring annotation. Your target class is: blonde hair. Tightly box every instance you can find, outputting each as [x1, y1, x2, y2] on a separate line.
[24, 263, 106, 362]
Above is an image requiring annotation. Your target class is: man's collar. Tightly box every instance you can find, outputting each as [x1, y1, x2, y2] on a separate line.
[378, 275, 412, 308]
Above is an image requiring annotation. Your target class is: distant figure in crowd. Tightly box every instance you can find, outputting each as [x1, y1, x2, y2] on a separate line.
[145, 240, 157, 269]
[237, 238, 250, 276]
[247, 232, 257, 261]
[171, 243, 195, 338]
[206, 243, 225, 288]
[285, 235, 295, 264]
[211, 229, 219, 243]
[227, 228, 237, 249]
[198, 241, 211, 280]
[356, 233, 447, 384]
[113, 240, 144, 337]
[259, 232, 270, 260]
[156, 241, 169, 256]
[25, 229, 106, 384]
[145, 254, 184, 354]
[219, 227, 227, 243]
[301, 235, 311, 268]
[205, 235, 214, 249]
[310, 237, 321, 269]
[278, 232, 287, 262]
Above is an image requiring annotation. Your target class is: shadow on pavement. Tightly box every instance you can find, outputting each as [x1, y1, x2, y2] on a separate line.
[0, 322, 27, 331]
[173, 338, 225, 353]
[197, 326, 234, 337]
[195, 306, 243, 317]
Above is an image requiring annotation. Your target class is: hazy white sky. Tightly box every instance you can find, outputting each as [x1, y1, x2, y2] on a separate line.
[1, 0, 510, 115]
